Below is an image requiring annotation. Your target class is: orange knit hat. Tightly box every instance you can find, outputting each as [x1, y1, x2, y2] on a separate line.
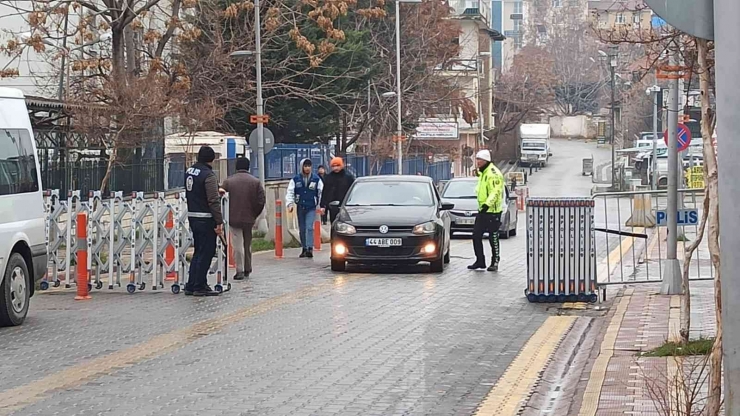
[330, 157, 344, 168]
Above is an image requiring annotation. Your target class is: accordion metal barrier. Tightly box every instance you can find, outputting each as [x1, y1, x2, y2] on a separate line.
[525, 197, 598, 303]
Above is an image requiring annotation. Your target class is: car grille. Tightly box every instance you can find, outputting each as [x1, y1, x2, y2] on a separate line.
[450, 210, 477, 218]
[351, 247, 416, 257]
[354, 225, 414, 233]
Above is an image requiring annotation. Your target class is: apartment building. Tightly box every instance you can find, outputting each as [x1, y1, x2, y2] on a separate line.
[589, 0, 652, 30]
[491, 0, 526, 73]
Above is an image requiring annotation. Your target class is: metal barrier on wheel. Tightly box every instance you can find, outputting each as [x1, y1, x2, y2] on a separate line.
[41, 190, 231, 295]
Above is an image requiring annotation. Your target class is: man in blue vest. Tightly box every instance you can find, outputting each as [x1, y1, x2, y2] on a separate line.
[184, 146, 223, 296]
[286, 158, 324, 258]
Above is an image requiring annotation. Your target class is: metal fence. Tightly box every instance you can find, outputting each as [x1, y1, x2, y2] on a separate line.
[40, 159, 165, 199]
[591, 188, 713, 287]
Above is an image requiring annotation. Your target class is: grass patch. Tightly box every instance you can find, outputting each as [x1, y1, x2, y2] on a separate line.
[643, 338, 715, 357]
[251, 237, 301, 252]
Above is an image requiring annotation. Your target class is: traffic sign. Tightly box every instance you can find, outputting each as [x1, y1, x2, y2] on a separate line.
[249, 127, 275, 154]
[663, 123, 692, 152]
[250, 114, 270, 124]
[656, 209, 699, 227]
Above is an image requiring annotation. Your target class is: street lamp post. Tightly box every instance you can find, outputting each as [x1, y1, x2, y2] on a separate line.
[608, 47, 617, 190]
[393, 0, 422, 175]
[646, 85, 661, 190]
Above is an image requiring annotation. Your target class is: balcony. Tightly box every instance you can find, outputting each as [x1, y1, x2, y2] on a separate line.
[449, 0, 491, 25]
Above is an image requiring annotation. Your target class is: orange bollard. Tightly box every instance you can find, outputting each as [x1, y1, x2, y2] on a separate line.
[165, 211, 176, 281]
[75, 213, 91, 300]
[313, 208, 321, 251]
[228, 232, 236, 268]
[275, 200, 284, 259]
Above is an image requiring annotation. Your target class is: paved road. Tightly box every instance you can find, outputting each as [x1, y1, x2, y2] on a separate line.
[0, 139, 603, 416]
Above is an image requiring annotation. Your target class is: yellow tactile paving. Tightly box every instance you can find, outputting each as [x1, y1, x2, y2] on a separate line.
[475, 315, 577, 416]
[562, 302, 588, 310]
[578, 287, 634, 416]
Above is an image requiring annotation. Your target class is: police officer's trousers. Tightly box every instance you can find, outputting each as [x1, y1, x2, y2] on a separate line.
[186, 218, 217, 291]
[472, 212, 501, 266]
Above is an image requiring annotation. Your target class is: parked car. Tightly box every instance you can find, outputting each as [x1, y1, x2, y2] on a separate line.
[439, 177, 518, 239]
[329, 175, 452, 273]
[0, 87, 47, 326]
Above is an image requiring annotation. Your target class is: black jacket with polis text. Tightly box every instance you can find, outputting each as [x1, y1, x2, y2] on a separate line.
[185, 162, 223, 224]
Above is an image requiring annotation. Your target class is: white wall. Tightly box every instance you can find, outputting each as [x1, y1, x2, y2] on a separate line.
[550, 115, 591, 138]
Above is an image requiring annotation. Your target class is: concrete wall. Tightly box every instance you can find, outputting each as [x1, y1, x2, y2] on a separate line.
[550, 115, 592, 139]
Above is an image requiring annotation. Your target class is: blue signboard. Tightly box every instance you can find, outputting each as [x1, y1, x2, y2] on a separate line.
[656, 209, 699, 227]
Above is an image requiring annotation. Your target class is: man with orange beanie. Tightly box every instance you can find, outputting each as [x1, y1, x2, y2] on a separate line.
[321, 157, 355, 223]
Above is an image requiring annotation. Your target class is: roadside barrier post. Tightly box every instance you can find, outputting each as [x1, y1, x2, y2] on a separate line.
[75, 212, 91, 300]
[165, 211, 176, 281]
[275, 200, 284, 258]
[314, 208, 322, 251]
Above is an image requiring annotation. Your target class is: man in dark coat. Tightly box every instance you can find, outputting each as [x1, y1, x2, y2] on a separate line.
[320, 157, 355, 224]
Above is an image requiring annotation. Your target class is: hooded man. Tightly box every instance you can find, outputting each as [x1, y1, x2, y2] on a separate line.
[320, 157, 355, 224]
[286, 158, 324, 258]
[468, 149, 505, 272]
[184, 146, 223, 296]
[220, 157, 265, 280]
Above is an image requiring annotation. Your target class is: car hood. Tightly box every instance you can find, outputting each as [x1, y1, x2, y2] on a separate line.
[339, 205, 437, 226]
[441, 198, 477, 211]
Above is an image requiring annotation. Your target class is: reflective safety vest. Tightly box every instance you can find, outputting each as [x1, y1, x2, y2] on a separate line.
[475, 163, 504, 213]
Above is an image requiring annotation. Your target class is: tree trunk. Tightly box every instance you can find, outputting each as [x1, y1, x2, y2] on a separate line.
[680, 195, 709, 343]
[100, 147, 118, 194]
[697, 38, 723, 416]
[111, 28, 126, 87]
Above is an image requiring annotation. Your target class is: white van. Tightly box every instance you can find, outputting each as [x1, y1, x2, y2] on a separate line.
[0, 87, 47, 326]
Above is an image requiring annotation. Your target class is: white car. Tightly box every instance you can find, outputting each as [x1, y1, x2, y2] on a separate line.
[0, 88, 47, 326]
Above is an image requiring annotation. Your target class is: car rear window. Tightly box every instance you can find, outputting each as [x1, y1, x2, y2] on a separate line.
[346, 181, 434, 206]
[442, 181, 476, 198]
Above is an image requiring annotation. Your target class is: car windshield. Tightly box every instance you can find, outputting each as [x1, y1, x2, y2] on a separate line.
[442, 181, 476, 198]
[345, 181, 435, 206]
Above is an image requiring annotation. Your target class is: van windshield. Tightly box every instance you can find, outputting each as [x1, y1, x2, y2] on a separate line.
[522, 141, 547, 150]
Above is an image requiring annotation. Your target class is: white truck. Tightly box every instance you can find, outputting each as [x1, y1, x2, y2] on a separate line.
[519, 123, 551, 167]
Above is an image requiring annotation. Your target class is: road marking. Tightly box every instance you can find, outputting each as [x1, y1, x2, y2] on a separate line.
[578, 288, 633, 416]
[0, 282, 340, 415]
[597, 227, 644, 283]
[475, 315, 577, 416]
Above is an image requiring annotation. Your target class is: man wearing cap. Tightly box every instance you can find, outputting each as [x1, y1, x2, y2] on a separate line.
[286, 158, 324, 258]
[320, 157, 355, 224]
[220, 157, 265, 280]
[468, 149, 505, 272]
[184, 146, 223, 296]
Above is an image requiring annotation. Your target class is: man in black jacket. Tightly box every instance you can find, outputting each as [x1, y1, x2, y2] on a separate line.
[321, 157, 355, 224]
[184, 146, 223, 297]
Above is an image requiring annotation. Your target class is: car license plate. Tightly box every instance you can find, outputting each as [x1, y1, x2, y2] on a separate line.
[456, 218, 475, 225]
[365, 238, 402, 247]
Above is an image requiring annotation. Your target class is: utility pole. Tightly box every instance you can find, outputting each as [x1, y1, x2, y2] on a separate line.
[394, 0, 403, 175]
[253, 0, 268, 232]
[647, 85, 660, 190]
[661, 47, 682, 295]
[715, 0, 740, 411]
[609, 46, 617, 190]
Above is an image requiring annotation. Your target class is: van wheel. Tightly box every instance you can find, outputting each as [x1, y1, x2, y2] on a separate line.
[0, 253, 30, 327]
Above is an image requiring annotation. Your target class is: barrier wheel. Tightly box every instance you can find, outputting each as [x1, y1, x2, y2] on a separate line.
[65, 284, 71, 289]
[39, 281, 49, 291]
[171, 284, 180, 295]
[537, 294, 547, 303]
[95, 281, 103, 290]
[108, 285, 114, 290]
[227, 283, 232, 291]
[139, 283, 146, 291]
[557, 295, 567, 303]
[214, 284, 223, 293]
[588, 294, 598, 303]
[53, 281, 61, 288]
[526, 293, 537, 303]
[126, 284, 136, 294]
[577, 293, 588, 303]
[546, 295, 557, 303]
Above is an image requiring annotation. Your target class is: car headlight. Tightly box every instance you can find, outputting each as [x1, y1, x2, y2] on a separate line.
[335, 222, 356, 235]
[413, 221, 437, 235]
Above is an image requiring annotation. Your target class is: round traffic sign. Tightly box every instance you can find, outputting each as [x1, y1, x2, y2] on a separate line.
[663, 123, 692, 152]
[249, 127, 275, 154]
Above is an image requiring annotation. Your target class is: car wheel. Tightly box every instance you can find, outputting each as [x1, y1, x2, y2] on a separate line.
[330, 259, 346, 272]
[443, 247, 450, 264]
[430, 256, 444, 273]
[0, 253, 30, 327]
[509, 228, 517, 237]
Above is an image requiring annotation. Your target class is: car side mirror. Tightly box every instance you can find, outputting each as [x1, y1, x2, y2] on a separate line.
[440, 202, 455, 211]
[508, 196, 518, 202]
[329, 201, 341, 207]
[549, 152, 553, 157]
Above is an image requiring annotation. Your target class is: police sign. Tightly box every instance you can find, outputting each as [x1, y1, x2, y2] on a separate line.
[655, 209, 699, 227]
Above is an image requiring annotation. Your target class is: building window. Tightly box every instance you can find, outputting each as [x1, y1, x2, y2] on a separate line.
[633, 13, 641, 25]
[513, 1, 523, 14]
[0, 129, 39, 195]
[616, 13, 625, 24]
[553, 0, 562, 7]
[513, 19, 522, 32]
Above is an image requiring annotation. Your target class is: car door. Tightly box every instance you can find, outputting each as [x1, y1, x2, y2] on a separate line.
[433, 185, 450, 250]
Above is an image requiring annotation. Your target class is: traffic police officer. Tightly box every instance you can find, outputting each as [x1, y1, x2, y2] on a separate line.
[468, 149, 505, 272]
[184, 146, 224, 296]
